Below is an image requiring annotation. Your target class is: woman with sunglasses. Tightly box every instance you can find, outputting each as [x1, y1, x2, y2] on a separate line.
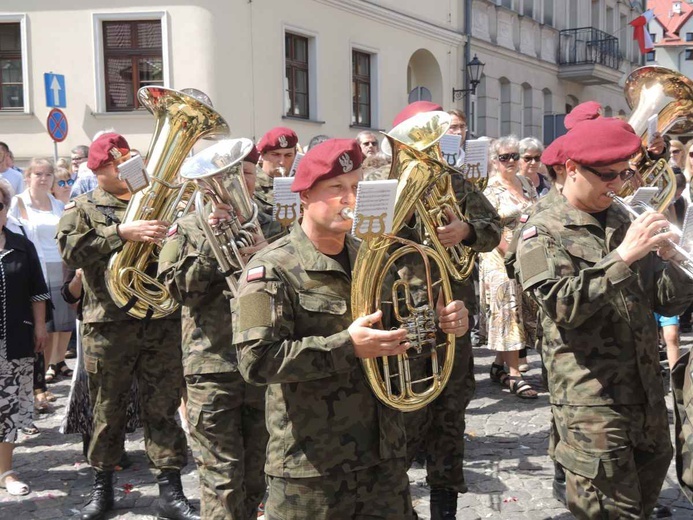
[518, 137, 549, 198]
[9, 159, 75, 387]
[52, 167, 75, 205]
[480, 136, 539, 399]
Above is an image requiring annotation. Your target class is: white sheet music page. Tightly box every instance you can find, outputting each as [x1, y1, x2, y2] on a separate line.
[647, 114, 658, 147]
[351, 180, 398, 240]
[272, 177, 301, 226]
[288, 152, 305, 177]
[463, 139, 490, 183]
[680, 205, 693, 251]
[439, 134, 462, 167]
[628, 187, 659, 207]
[117, 154, 150, 194]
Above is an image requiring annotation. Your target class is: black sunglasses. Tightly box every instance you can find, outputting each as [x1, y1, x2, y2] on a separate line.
[522, 155, 542, 163]
[498, 152, 520, 163]
[57, 178, 75, 188]
[580, 164, 636, 182]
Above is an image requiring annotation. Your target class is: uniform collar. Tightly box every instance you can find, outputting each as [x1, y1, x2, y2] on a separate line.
[91, 187, 129, 208]
[290, 223, 360, 276]
[547, 188, 630, 231]
[255, 168, 274, 189]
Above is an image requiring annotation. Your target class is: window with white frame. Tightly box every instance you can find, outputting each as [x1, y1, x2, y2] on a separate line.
[285, 32, 310, 119]
[352, 50, 373, 128]
[0, 19, 26, 111]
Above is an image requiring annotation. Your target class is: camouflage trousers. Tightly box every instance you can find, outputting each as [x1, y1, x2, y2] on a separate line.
[185, 372, 268, 520]
[671, 350, 693, 503]
[552, 403, 672, 519]
[82, 320, 187, 471]
[265, 458, 414, 519]
[404, 335, 475, 493]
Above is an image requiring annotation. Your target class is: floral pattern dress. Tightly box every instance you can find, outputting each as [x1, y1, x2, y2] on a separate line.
[480, 174, 538, 352]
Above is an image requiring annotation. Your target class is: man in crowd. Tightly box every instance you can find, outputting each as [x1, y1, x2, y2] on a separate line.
[513, 117, 693, 518]
[70, 145, 90, 175]
[254, 126, 298, 215]
[57, 133, 197, 520]
[232, 138, 470, 518]
[447, 109, 468, 167]
[0, 142, 25, 195]
[356, 130, 380, 158]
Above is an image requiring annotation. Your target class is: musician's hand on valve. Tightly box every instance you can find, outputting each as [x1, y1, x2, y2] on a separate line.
[348, 310, 410, 359]
[117, 219, 169, 243]
[647, 132, 666, 157]
[238, 233, 268, 261]
[436, 207, 472, 247]
[208, 203, 233, 227]
[436, 299, 469, 337]
[615, 211, 678, 266]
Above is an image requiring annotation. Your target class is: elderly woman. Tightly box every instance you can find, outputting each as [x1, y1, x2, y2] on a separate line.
[518, 137, 549, 197]
[0, 179, 49, 495]
[480, 135, 539, 399]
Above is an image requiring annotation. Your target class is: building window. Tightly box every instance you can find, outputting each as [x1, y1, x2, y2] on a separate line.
[0, 22, 23, 110]
[352, 50, 371, 127]
[687, 33, 693, 42]
[285, 33, 310, 119]
[686, 49, 693, 60]
[102, 20, 164, 111]
[647, 49, 656, 61]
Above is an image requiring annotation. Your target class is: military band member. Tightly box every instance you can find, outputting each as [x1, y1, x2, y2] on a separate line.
[672, 346, 693, 504]
[232, 139, 469, 519]
[158, 145, 278, 520]
[254, 127, 298, 215]
[512, 117, 693, 519]
[57, 133, 197, 520]
[391, 102, 502, 519]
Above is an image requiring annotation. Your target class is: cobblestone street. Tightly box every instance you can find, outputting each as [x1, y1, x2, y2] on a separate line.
[1, 342, 692, 519]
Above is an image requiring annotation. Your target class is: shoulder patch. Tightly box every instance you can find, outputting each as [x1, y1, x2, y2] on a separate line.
[520, 214, 529, 223]
[167, 223, 178, 237]
[64, 201, 76, 210]
[246, 266, 266, 282]
[522, 226, 538, 240]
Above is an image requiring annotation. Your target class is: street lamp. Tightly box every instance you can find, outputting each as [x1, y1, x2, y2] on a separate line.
[452, 55, 485, 102]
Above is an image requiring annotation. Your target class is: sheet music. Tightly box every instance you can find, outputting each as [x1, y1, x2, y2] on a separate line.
[463, 139, 490, 182]
[439, 134, 462, 167]
[647, 114, 658, 146]
[272, 177, 301, 226]
[628, 187, 659, 207]
[680, 205, 693, 251]
[288, 152, 304, 177]
[351, 180, 398, 239]
[117, 154, 149, 193]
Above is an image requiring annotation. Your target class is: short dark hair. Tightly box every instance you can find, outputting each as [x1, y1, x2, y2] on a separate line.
[447, 109, 467, 124]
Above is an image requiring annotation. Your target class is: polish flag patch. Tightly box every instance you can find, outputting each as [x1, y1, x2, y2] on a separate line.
[246, 266, 266, 282]
[65, 201, 76, 211]
[167, 224, 178, 237]
[520, 214, 529, 223]
[522, 226, 538, 240]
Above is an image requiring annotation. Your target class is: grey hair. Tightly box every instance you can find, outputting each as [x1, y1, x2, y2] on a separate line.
[0, 179, 12, 206]
[490, 135, 519, 160]
[71, 145, 89, 157]
[356, 130, 378, 142]
[519, 137, 544, 156]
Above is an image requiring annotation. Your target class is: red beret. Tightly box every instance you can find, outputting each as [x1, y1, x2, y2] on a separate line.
[564, 101, 602, 130]
[392, 101, 443, 128]
[244, 144, 260, 165]
[562, 118, 641, 167]
[291, 139, 363, 192]
[541, 135, 567, 167]
[87, 133, 130, 170]
[257, 127, 298, 154]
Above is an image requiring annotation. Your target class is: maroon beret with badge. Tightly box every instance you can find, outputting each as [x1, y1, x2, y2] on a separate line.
[392, 101, 443, 128]
[87, 133, 130, 170]
[257, 127, 298, 154]
[244, 144, 260, 165]
[541, 135, 567, 167]
[562, 117, 641, 167]
[564, 101, 602, 130]
[291, 139, 363, 192]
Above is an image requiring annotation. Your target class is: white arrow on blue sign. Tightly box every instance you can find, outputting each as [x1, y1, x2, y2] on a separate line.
[44, 73, 66, 108]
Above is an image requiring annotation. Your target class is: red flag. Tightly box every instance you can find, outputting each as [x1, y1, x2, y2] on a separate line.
[630, 9, 656, 54]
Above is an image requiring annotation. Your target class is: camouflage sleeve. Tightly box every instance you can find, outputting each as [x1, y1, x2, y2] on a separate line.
[515, 226, 637, 330]
[452, 175, 501, 252]
[232, 260, 356, 386]
[56, 204, 123, 269]
[652, 260, 693, 316]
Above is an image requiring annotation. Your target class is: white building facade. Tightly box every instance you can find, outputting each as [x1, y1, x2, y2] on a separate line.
[0, 0, 645, 161]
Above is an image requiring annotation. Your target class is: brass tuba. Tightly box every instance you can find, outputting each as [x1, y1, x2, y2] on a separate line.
[105, 86, 230, 319]
[619, 66, 693, 211]
[179, 138, 264, 297]
[352, 111, 457, 412]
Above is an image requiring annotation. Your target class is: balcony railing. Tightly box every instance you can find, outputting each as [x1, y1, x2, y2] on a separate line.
[558, 27, 622, 70]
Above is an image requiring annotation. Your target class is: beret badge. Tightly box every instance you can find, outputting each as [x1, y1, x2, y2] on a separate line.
[339, 152, 354, 173]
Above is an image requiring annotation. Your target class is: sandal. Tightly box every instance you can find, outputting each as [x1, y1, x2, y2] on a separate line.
[45, 365, 57, 384]
[43, 390, 58, 402]
[489, 362, 508, 384]
[55, 361, 74, 378]
[507, 376, 538, 399]
[22, 424, 40, 435]
[33, 393, 51, 414]
[0, 470, 30, 496]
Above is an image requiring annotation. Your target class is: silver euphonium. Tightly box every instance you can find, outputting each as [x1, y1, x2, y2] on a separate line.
[608, 191, 693, 280]
[179, 138, 265, 296]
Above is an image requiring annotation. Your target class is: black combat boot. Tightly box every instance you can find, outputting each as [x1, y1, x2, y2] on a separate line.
[430, 488, 457, 520]
[552, 462, 566, 506]
[156, 469, 200, 520]
[81, 470, 114, 520]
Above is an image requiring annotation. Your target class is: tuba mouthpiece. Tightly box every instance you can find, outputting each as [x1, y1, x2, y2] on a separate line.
[340, 207, 354, 220]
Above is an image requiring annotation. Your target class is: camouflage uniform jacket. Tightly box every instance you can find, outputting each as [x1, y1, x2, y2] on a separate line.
[513, 189, 693, 407]
[254, 169, 274, 216]
[57, 188, 143, 323]
[672, 351, 693, 503]
[232, 224, 406, 478]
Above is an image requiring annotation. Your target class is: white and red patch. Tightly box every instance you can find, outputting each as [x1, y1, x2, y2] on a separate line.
[64, 201, 76, 210]
[522, 226, 538, 240]
[167, 224, 178, 237]
[246, 266, 266, 282]
[519, 214, 529, 223]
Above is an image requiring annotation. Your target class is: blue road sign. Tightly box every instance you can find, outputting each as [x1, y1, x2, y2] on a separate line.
[47, 108, 68, 142]
[44, 73, 66, 108]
